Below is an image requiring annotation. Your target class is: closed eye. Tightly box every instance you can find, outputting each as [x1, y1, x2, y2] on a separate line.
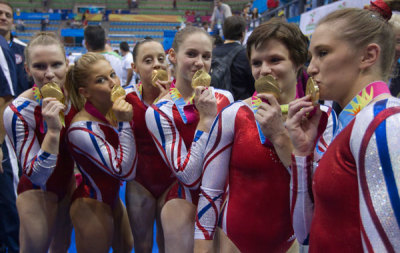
[270, 57, 282, 63]
[186, 51, 197, 58]
[32, 63, 47, 70]
[52, 62, 64, 68]
[251, 60, 261, 67]
[203, 54, 211, 60]
[318, 50, 328, 58]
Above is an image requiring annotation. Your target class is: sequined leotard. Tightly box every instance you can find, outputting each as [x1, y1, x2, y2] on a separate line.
[124, 83, 175, 198]
[145, 87, 233, 205]
[194, 99, 336, 252]
[4, 97, 77, 200]
[67, 103, 137, 208]
[291, 82, 400, 252]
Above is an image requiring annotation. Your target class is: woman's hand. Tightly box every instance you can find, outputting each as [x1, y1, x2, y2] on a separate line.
[42, 97, 66, 132]
[255, 93, 287, 145]
[154, 79, 171, 101]
[286, 95, 321, 156]
[195, 87, 217, 120]
[194, 87, 217, 132]
[113, 96, 133, 122]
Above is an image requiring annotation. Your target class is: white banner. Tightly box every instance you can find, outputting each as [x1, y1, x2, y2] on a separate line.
[300, 0, 371, 36]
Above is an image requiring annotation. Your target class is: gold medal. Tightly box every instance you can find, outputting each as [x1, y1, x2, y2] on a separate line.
[41, 82, 65, 126]
[107, 85, 126, 126]
[306, 77, 319, 105]
[41, 82, 64, 103]
[151, 69, 169, 87]
[254, 75, 281, 100]
[110, 85, 126, 102]
[192, 70, 211, 88]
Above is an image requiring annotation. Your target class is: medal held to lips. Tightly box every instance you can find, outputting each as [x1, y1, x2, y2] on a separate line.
[111, 85, 126, 102]
[40, 82, 65, 126]
[192, 70, 211, 88]
[254, 75, 289, 114]
[306, 77, 319, 105]
[107, 85, 126, 126]
[151, 69, 169, 87]
[254, 75, 281, 100]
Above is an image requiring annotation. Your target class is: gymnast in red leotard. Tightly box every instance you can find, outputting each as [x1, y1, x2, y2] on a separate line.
[145, 26, 233, 252]
[123, 38, 175, 253]
[194, 19, 336, 253]
[65, 52, 136, 253]
[287, 8, 400, 252]
[4, 32, 76, 253]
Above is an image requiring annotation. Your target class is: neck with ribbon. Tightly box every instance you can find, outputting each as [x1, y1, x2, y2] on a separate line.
[84, 100, 112, 125]
[337, 81, 390, 133]
[32, 84, 42, 104]
[32, 84, 46, 133]
[168, 81, 197, 124]
[135, 82, 143, 101]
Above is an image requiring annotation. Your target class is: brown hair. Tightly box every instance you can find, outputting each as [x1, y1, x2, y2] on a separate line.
[64, 52, 106, 110]
[0, 1, 13, 13]
[246, 18, 309, 70]
[132, 38, 163, 62]
[171, 26, 212, 52]
[24, 32, 66, 65]
[318, 8, 395, 79]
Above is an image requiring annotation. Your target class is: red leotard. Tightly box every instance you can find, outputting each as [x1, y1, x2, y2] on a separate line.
[4, 97, 77, 200]
[125, 84, 175, 198]
[145, 87, 233, 205]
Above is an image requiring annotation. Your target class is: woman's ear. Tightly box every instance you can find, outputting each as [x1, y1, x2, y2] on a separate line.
[168, 48, 177, 65]
[360, 43, 380, 70]
[132, 62, 137, 73]
[24, 63, 31, 77]
[79, 87, 89, 99]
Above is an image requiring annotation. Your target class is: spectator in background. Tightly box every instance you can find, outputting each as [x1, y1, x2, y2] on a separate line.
[84, 25, 123, 80]
[119, 41, 135, 87]
[250, 7, 259, 28]
[212, 15, 254, 100]
[241, 5, 251, 22]
[251, 7, 259, 19]
[0, 33, 19, 253]
[40, 17, 47, 31]
[210, 0, 232, 36]
[16, 19, 25, 32]
[0, 1, 32, 100]
[67, 52, 75, 66]
[173, 0, 176, 9]
[81, 10, 88, 26]
[132, 0, 138, 9]
[201, 21, 212, 32]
